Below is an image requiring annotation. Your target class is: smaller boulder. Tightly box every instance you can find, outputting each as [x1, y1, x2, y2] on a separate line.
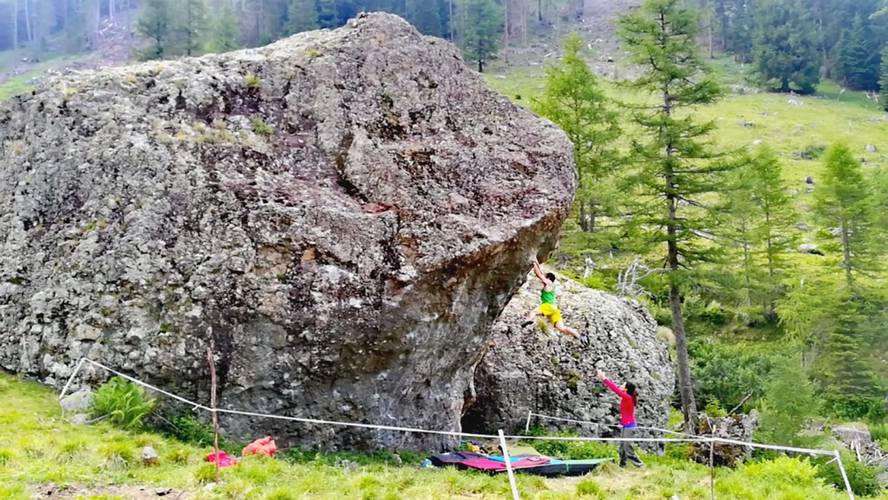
[795, 222, 811, 232]
[799, 243, 823, 255]
[60, 388, 92, 413]
[142, 446, 159, 466]
[691, 411, 759, 467]
[865, 144, 878, 153]
[805, 176, 815, 185]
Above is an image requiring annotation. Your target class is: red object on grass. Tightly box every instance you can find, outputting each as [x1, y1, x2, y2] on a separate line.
[242, 436, 278, 457]
[206, 451, 238, 468]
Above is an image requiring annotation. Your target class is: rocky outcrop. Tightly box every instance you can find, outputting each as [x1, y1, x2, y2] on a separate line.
[463, 272, 674, 438]
[691, 412, 759, 467]
[0, 13, 576, 450]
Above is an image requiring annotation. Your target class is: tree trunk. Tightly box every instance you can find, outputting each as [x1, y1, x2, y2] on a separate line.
[478, 58, 483, 73]
[708, 19, 713, 59]
[664, 80, 697, 430]
[11, 0, 17, 49]
[538, 0, 542, 23]
[109, 0, 114, 21]
[502, 0, 509, 65]
[841, 219, 853, 289]
[23, 0, 32, 42]
[449, 0, 453, 41]
[87, 0, 100, 49]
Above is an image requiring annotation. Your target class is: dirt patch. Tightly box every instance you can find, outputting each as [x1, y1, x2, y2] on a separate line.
[31, 483, 191, 499]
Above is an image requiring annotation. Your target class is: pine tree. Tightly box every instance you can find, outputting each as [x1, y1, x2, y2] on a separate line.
[836, 15, 881, 90]
[757, 359, 819, 446]
[137, 0, 174, 60]
[618, 0, 727, 428]
[211, 2, 242, 53]
[532, 33, 620, 237]
[880, 46, 888, 111]
[457, 0, 503, 72]
[814, 143, 878, 291]
[752, 0, 821, 94]
[405, 0, 444, 37]
[816, 295, 882, 419]
[286, 0, 318, 34]
[177, 0, 210, 56]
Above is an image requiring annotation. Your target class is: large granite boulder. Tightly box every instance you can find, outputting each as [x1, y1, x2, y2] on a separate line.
[463, 272, 674, 438]
[0, 13, 576, 450]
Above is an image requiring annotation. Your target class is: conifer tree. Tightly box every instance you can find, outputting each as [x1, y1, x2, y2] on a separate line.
[405, 0, 443, 36]
[137, 0, 174, 60]
[836, 15, 881, 91]
[211, 2, 242, 52]
[750, 147, 797, 319]
[457, 0, 503, 72]
[618, 0, 727, 428]
[880, 46, 888, 111]
[757, 359, 819, 446]
[752, 0, 821, 94]
[816, 295, 882, 419]
[177, 0, 210, 56]
[814, 143, 878, 291]
[533, 33, 620, 236]
[286, 0, 319, 35]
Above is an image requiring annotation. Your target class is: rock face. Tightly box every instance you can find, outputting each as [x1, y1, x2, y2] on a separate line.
[0, 13, 576, 450]
[463, 272, 674, 438]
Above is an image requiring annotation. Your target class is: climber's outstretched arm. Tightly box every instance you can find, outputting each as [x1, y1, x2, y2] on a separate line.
[531, 256, 552, 287]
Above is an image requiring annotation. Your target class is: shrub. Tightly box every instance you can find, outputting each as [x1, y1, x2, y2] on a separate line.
[99, 441, 134, 468]
[822, 395, 885, 421]
[251, 117, 274, 136]
[0, 448, 13, 465]
[526, 431, 617, 460]
[690, 340, 773, 413]
[164, 413, 215, 446]
[195, 462, 221, 483]
[815, 451, 881, 496]
[89, 376, 156, 430]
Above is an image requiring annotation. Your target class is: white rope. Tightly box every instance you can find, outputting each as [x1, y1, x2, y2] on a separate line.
[527, 411, 699, 438]
[56, 355, 857, 500]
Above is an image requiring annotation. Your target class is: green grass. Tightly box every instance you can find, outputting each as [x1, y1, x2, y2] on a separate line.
[0, 372, 867, 498]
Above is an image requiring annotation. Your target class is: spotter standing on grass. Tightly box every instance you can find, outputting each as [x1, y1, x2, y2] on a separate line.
[597, 368, 644, 468]
[520, 257, 581, 340]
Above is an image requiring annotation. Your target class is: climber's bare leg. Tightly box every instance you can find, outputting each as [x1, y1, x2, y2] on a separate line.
[521, 308, 541, 328]
[554, 321, 580, 340]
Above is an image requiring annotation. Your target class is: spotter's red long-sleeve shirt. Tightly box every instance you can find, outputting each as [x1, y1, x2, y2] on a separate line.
[603, 378, 637, 428]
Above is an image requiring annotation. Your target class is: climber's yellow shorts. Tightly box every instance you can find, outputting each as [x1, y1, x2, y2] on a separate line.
[537, 303, 562, 324]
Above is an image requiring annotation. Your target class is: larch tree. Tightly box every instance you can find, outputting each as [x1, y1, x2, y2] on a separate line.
[136, 0, 173, 60]
[178, 0, 210, 56]
[880, 46, 888, 111]
[457, 0, 502, 72]
[286, 0, 318, 34]
[618, 0, 728, 428]
[532, 33, 620, 236]
[211, 1, 242, 52]
[814, 143, 878, 291]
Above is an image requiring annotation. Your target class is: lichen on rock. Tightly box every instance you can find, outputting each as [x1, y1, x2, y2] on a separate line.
[464, 272, 675, 440]
[0, 13, 576, 450]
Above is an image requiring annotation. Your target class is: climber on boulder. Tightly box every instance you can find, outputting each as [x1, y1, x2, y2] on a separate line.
[520, 257, 581, 340]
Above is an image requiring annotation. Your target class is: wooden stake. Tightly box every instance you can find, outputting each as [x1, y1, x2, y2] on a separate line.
[207, 341, 220, 483]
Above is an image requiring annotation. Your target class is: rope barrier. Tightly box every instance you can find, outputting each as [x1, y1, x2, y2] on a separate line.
[58, 358, 855, 499]
[526, 411, 699, 438]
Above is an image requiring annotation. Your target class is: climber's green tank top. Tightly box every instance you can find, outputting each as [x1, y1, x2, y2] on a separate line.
[540, 287, 557, 307]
